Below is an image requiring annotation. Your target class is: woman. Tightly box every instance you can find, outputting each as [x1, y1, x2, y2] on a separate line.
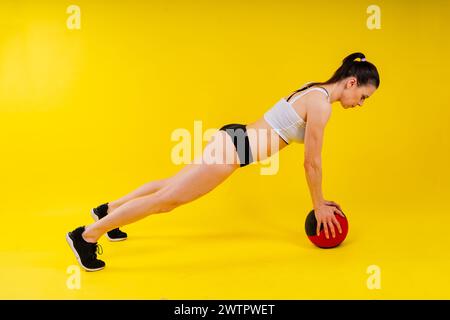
[66, 52, 380, 271]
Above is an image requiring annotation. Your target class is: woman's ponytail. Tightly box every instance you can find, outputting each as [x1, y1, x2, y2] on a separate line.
[286, 52, 379, 102]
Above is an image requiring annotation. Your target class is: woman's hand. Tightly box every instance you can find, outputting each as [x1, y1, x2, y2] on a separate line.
[323, 200, 345, 217]
[314, 201, 345, 239]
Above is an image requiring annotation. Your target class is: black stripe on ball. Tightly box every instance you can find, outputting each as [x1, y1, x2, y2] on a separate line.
[305, 210, 323, 236]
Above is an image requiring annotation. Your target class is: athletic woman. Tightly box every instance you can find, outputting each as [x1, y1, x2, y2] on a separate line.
[66, 52, 380, 271]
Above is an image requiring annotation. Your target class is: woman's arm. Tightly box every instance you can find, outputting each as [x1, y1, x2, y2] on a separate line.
[303, 99, 331, 209]
[303, 99, 344, 238]
[304, 163, 324, 209]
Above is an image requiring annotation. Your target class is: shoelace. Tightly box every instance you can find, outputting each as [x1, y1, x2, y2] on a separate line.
[90, 243, 103, 259]
[96, 243, 103, 255]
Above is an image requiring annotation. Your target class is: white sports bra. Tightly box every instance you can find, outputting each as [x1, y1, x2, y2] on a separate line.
[263, 84, 330, 144]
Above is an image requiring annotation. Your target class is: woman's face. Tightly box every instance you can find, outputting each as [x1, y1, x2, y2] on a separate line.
[340, 78, 377, 109]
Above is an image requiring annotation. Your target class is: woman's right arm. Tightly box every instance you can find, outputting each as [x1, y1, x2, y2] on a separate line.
[303, 99, 342, 238]
[304, 163, 324, 209]
[303, 99, 330, 208]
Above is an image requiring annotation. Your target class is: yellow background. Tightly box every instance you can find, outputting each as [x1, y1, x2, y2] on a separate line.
[1, 0, 449, 299]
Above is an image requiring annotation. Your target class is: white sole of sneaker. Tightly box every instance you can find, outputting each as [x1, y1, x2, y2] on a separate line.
[65, 232, 105, 272]
[90, 209, 127, 242]
[106, 235, 127, 242]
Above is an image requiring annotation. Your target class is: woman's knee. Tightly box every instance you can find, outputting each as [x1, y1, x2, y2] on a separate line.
[152, 189, 184, 213]
[154, 177, 172, 189]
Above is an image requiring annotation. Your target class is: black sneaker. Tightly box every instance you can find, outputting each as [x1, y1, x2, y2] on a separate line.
[65, 226, 105, 272]
[90, 202, 127, 242]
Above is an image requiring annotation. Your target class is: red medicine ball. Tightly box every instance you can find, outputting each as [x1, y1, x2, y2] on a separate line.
[305, 209, 349, 248]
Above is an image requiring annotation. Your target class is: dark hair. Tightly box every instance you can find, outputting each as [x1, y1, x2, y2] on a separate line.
[286, 52, 380, 102]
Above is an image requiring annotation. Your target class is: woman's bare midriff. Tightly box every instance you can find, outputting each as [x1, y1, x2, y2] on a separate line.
[245, 92, 312, 164]
[245, 117, 289, 163]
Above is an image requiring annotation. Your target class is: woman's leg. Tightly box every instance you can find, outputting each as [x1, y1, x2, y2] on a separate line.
[102, 160, 202, 215]
[82, 130, 240, 243]
[105, 146, 220, 213]
[107, 178, 172, 212]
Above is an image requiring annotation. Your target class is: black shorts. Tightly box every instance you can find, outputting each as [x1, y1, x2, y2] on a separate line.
[219, 123, 254, 167]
